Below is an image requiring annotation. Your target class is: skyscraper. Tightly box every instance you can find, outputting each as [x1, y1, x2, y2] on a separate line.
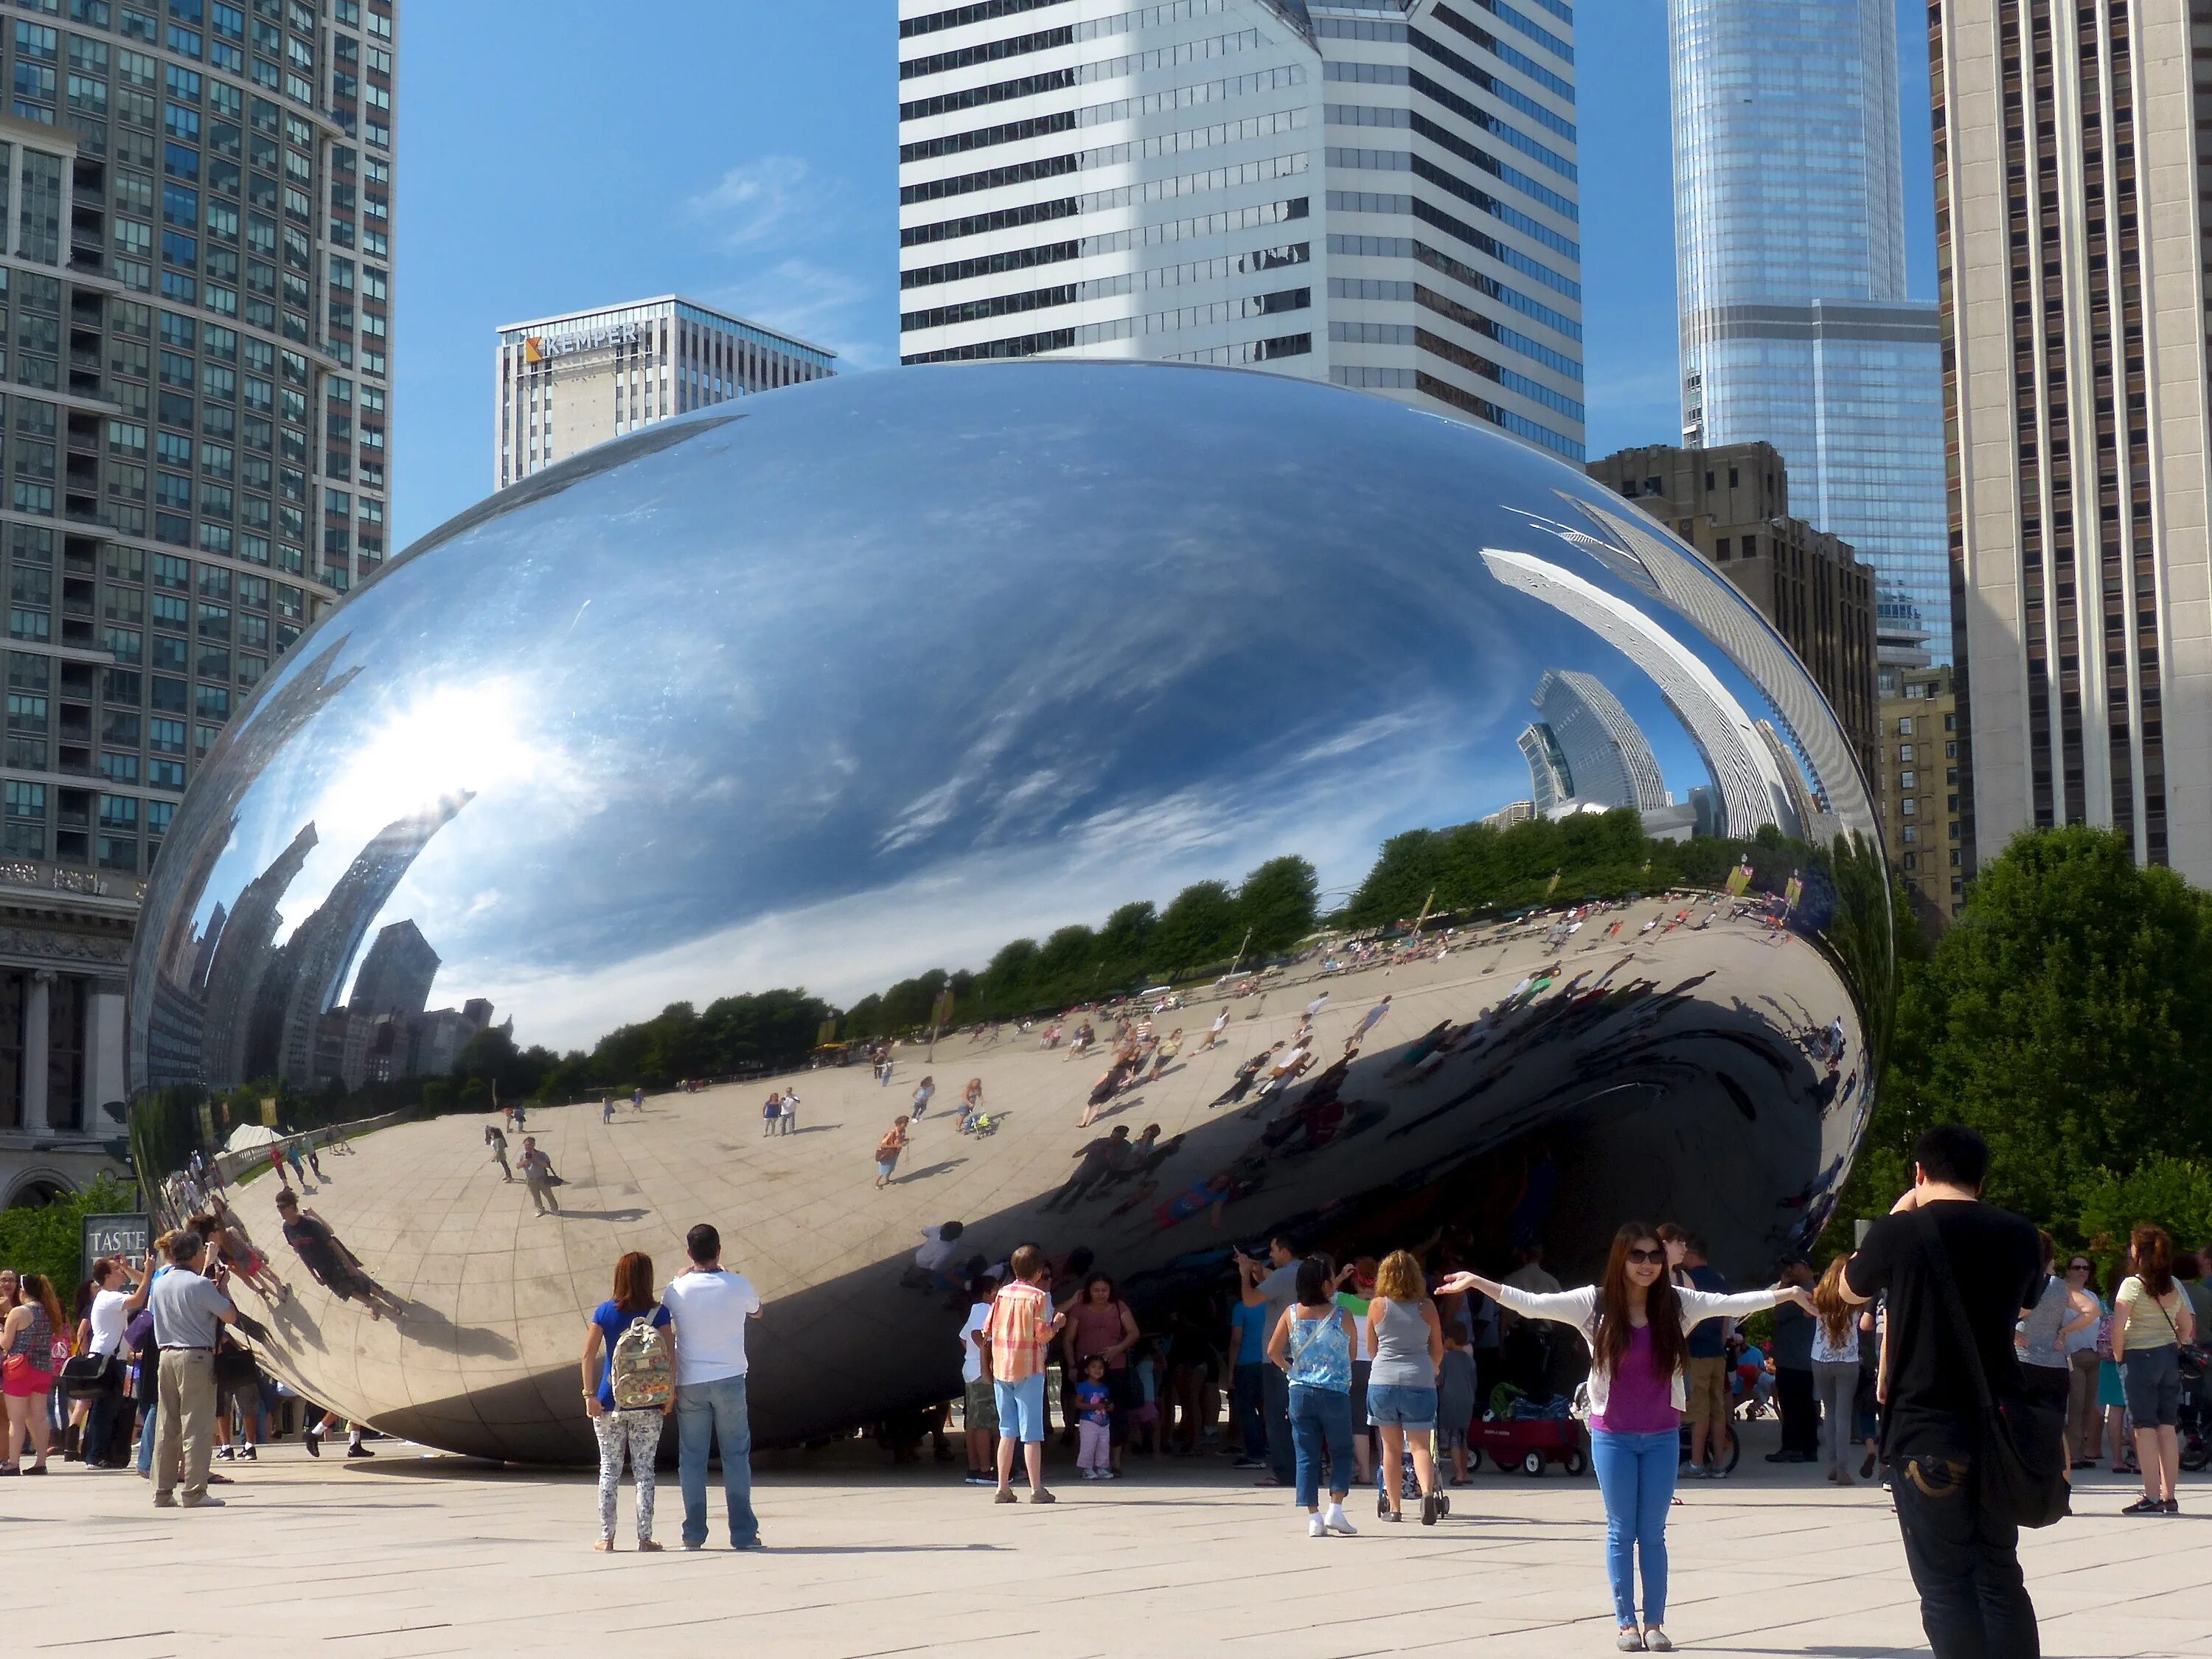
[1932, 0, 2211, 879]
[346, 916, 437, 1020]
[493, 296, 835, 490]
[1530, 667, 1666, 813]
[895, 0, 1584, 459]
[1670, 0, 1946, 667]
[1515, 718, 1571, 814]
[0, 1, 389, 1175]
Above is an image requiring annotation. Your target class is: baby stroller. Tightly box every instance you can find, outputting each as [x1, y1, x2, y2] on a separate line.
[2180, 1387, 2210, 1473]
[1374, 1444, 1453, 1517]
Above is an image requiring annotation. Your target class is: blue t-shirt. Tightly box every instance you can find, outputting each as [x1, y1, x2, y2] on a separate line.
[591, 1298, 672, 1410]
[1230, 1299, 1271, 1368]
[1685, 1264, 1730, 1358]
[1077, 1379, 1113, 1426]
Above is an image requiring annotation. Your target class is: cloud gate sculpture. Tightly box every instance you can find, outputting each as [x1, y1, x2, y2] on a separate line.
[127, 364, 1891, 1464]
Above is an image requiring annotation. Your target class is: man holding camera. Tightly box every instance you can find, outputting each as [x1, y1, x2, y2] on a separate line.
[148, 1231, 241, 1509]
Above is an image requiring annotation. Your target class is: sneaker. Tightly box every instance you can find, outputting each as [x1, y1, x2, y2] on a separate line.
[153, 1494, 178, 1509]
[994, 1489, 1018, 1504]
[241, 1446, 257, 1462]
[346, 1442, 374, 1458]
[1029, 1489, 1056, 1504]
[2121, 1496, 2164, 1515]
[1681, 1464, 1708, 1480]
[302, 1427, 321, 1458]
[2162, 1499, 2180, 1515]
[964, 1473, 994, 1486]
[1617, 1630, 1645, 1652]
[178, 1496, 226, 1509]
[1308, 1514, 1329, 1537]
[1082, 1468, 1100, 1481]
[1646, 1630, 1674, 1652]
[1099, 1470, 1116, 1481]
[215, 1446, 234, 1461]
[1323, 1503, 1357, 1536]
[1231, 1457, 1266, 1470]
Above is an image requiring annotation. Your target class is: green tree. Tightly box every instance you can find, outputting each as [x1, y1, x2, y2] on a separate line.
[1237, 855, 1319, 956]
[1150, 880, 1239, 974]
[1834, 826, 2212, 1243]
[0, 1175, 142, 1295]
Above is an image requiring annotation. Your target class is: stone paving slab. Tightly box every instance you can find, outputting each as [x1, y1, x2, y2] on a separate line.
[4, 1427, 2206, 1658]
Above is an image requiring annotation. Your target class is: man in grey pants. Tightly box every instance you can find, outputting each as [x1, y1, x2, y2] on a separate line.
[148, 1232, 240, 1509]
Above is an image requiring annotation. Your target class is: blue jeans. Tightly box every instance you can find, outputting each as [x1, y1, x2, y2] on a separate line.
[136, 1399, 156, 1473]
[1262, 1362, 1294, 1483]
[1289, 1382, 1354, 1509]
[1591, 1428, 1677, 1627]
[675, 1374, 758, 1548]
[1232, 1363, 1268, 1461]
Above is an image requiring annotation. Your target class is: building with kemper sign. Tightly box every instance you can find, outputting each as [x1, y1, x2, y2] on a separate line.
[493, 296, 835, 489]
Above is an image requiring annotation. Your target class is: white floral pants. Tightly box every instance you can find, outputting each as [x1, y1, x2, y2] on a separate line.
[594, 1409, 662, 1543]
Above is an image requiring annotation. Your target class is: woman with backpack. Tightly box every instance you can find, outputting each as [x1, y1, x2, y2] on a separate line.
[580, 1251, 674, 1551]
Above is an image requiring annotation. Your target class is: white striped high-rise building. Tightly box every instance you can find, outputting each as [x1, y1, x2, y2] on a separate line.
[1933, 0, 2212, 880]
[896, 0, 1584, 459]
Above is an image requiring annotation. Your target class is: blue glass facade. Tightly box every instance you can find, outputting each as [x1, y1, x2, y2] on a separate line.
[1671, 0, 1947, 664]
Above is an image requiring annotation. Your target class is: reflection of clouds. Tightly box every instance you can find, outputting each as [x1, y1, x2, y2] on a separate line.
[1294, 707, 1430, 765]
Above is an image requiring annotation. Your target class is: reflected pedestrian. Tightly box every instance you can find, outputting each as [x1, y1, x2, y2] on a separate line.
[486, 1123, 512, 1181]
[519, 1137, 561, 1216]
[874, 1117, 910, 1189]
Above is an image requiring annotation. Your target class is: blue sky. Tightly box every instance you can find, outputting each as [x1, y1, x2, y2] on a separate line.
[390, 1, 1938, 549]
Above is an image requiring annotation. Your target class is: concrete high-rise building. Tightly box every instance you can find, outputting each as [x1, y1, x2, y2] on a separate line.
[1670, 0, 1947, 666]
[1515, 719, 1571, 814]
[0, 0, 392, 1200]
[493, 297, 835, 490]
[1933, 0, 2212, 880]
[1874, 664, 1962, 919]
[895, 0, 1584, 459]
[1587, 442, 1879, 785]
[346, 916, 437, 1020]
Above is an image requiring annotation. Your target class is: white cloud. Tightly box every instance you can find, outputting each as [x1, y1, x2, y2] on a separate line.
[684, 156, 816, 253]
[703, 259, 886, 369]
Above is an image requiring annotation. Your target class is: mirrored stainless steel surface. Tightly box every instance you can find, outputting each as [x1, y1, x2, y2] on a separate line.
[126, 363, 1891, 1463]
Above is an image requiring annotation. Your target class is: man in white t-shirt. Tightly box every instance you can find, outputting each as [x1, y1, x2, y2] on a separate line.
[661, 1223, 763, 1550]
[958, 1276, 998, 1485]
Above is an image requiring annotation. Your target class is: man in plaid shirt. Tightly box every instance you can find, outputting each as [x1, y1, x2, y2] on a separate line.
[987, 1243, 1066, 1503]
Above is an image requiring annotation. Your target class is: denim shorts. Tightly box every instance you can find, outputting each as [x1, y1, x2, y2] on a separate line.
[2122, 1344, 2183, 1427]
[1366, 1382, 1438, 1430]
[992, 1373, 1047, 1444]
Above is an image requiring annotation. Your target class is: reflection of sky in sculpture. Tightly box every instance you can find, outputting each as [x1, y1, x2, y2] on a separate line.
[153, 364, 1872, 1054]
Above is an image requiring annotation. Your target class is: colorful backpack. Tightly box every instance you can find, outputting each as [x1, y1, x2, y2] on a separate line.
[610, 1315, 673, 1410]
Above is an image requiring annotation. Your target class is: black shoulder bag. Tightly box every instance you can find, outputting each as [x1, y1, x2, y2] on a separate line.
[1917, 1209, 2069, 1528]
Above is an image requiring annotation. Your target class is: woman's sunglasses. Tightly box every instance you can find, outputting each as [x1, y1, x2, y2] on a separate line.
[1625, 1248, 1666, 1265]
[2067, 1261, 2093, 1273]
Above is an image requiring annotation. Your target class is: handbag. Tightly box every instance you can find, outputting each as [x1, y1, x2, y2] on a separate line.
[2147, 1295, 2209, 1385]
[60, 1352, 116, 1399]
[1917, 1210, 2069, 1529]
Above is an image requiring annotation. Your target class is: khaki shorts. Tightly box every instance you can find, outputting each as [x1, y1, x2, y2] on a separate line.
[1686, 1355, 1730, 1427]
[964, 1377, 998, 1436]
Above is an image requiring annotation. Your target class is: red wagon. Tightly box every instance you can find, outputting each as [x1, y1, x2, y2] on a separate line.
[1470, 1413, 1588, 1477]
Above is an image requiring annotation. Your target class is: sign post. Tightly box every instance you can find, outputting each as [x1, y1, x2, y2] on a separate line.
[82, 1211, 150, 1283]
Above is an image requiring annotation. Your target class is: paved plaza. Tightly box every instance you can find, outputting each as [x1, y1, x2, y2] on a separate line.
[10, 1426, 2208, 1658]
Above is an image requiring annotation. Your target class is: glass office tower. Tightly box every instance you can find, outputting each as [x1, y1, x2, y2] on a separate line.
[1670, 0, 1946, 667]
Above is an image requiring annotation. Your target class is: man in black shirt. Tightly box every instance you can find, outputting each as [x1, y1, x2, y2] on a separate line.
[1843, 1125, 2042, 1659]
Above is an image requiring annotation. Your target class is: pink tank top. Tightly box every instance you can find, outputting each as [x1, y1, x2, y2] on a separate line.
[1591, 1322, 1679, 1434]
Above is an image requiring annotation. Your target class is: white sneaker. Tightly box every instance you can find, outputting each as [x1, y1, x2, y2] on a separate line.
[1323, 1503, 1357, 1536]
[1307, 1514, 1329, 1537]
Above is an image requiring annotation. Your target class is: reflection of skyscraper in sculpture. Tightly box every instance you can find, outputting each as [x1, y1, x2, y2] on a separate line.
[265, 791, 473, 1086]
[1517, 724, 1573, 816]
[1561, 497, 1874, 844]
[347, 920, 440, 1021]
[1531, 669, 1669, 814]
[1482, 548, 1795, 838]
[188, 822, 320, 1091]
[129, 639, 365, 1088]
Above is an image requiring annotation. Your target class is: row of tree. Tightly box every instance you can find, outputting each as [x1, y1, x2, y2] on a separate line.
[1826, 825, 2212, 1257]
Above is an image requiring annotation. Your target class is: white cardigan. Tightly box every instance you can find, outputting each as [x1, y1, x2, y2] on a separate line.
[1488, 1281, 1782, 1419]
